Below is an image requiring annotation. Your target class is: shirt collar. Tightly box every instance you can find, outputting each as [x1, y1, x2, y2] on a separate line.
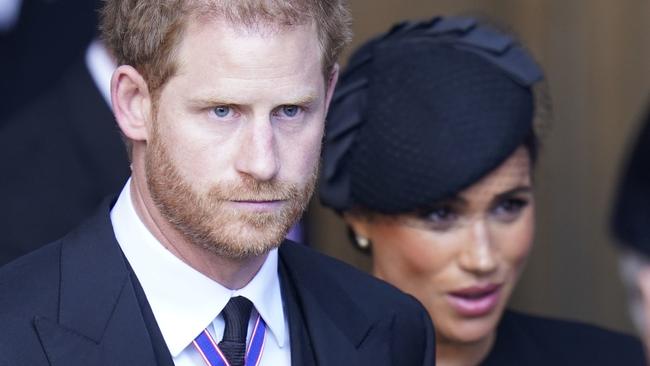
[110, 179, 287, 357]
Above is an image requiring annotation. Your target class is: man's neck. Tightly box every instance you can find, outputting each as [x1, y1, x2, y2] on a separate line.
[129, 173, 267, 290]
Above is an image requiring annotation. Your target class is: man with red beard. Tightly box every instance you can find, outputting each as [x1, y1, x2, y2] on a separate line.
[0, 1, 435, 366]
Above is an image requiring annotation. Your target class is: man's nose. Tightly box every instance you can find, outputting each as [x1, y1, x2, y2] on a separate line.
[234, 118, 280, 182]
[458, 220, 498, 275]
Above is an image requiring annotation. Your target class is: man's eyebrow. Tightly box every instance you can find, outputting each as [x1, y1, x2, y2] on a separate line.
[187, 97, 240, 108]
[286, 93, 318, 106]
[186, 93, 319, 108]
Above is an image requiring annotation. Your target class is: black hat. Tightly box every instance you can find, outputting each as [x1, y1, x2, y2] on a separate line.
[320, 16, 544, 214]
[612, 108, 650, 257]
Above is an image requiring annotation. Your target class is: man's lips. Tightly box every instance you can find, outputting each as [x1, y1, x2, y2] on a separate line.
[228, 199, 285, 210]
[446, 283, 502, 317]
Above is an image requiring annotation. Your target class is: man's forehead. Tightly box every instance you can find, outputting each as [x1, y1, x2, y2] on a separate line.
[187, 3, 319, 40]
[164, 15, 326, 102]
[177, 17, 321, 69]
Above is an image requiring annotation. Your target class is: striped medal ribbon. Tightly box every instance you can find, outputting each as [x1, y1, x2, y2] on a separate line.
[192, 315, 267, 366]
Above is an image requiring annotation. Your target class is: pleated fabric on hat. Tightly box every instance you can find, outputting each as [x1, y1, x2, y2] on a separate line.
[320, 16, 543, 214]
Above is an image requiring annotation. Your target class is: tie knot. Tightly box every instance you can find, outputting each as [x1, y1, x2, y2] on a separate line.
[222, 296, 253, 342]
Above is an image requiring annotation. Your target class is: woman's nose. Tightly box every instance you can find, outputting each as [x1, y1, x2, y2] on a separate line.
[458, 220, 498, 275]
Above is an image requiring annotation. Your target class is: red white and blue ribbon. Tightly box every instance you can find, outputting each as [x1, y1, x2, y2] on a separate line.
[192, 315, 267, 366]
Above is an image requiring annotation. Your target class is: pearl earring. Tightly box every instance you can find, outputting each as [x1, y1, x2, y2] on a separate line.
[356, 235, 370, 249]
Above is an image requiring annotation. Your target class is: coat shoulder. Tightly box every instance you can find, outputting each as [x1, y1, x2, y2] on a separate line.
[0, 240, 63, 365]
[0, 240, 62, 313]
[279, 240, 436, 365]
[279, 240, 425, 311]
[488, 310, 645, 365]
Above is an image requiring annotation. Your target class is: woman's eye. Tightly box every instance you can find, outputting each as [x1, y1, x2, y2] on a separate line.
[492, 198, 528, 222]
[212, 106, 232, 118]
[427, 207, 453, 221]
[420, 205, 457, 231]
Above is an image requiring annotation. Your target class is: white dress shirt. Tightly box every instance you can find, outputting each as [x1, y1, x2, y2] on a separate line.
[111, 179, 291, 366]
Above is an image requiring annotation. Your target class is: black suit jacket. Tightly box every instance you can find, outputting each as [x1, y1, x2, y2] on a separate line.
[0, 201, 435, 365]
[0, 59, 129, 265]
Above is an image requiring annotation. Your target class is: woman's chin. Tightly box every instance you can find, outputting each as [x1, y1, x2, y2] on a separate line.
[438, 310, 502, 345]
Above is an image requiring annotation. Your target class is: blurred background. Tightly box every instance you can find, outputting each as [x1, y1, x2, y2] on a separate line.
[308, 0, 650, 334]
[0, 0, 100, 120]
[1, 0, 649, 334]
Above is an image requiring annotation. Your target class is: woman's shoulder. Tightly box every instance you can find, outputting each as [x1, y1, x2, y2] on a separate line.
[499, 309, 635, 341]
[482, 310, 645, 365]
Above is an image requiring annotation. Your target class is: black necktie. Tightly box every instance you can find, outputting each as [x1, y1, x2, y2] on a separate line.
[219, 296, 253, 366]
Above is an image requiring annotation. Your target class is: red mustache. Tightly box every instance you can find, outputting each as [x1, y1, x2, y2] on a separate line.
[206, 177, 302, 202]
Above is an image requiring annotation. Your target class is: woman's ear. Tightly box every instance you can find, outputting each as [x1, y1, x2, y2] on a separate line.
[344, 213, 373, 251]
[343, 213, 371, 239]
[111, 65, 153, 142]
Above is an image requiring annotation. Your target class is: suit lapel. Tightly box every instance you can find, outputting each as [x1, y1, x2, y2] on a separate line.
[34, 316, 103, 366]
[34, 202, 158, 366]
[292, 287, 361, 365]
[127, 259, 177, 366]
[278, 241, 377, 365]
[279, 258, 316, 366]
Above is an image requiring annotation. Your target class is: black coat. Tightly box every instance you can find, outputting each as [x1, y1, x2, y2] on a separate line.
[481, 310, 645, 365]
[0, 59, 129, 265]
[0, 200, 436, 366]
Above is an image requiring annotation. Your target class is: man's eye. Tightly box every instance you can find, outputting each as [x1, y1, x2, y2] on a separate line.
[280, 105, 301, 118]
[213, 106, 232, 118]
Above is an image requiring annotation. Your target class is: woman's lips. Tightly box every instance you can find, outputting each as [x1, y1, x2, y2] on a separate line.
[446, 283, 502, 317]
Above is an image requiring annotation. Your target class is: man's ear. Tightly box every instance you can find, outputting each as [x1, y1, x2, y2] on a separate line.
[324, 63, 340, 113]
[111, 65, 152, 142]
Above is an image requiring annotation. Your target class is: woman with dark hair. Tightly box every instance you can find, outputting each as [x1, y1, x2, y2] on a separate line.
[319, 16, 644, 365]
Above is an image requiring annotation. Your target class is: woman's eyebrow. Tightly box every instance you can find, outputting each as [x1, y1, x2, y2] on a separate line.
[494, 186, 533, 201]
[435, 195, 468, 207]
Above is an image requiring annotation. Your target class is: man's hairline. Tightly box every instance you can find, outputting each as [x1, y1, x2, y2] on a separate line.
[146, 14, 332, 103]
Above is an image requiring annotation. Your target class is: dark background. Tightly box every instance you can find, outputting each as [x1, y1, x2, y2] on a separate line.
[0, 0, 100, 121]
